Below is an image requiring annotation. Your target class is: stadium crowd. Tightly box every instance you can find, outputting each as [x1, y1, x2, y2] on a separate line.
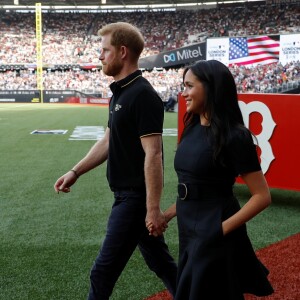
[0, 2, 299, 95]
[0, 2, 299, 64]
[0, 61, 299, 98]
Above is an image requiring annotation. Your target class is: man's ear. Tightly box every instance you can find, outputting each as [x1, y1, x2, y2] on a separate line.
[120, 45, 127, 59]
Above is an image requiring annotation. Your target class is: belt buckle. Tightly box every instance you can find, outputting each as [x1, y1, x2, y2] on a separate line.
[178, 183, 188, 200]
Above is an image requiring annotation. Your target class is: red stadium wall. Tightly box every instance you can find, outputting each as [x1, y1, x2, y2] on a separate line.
[177, 93, 300, 192]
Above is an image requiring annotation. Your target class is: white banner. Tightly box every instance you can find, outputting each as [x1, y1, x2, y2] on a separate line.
[206, 38, 229, 65]
[279, 34, 300, 65]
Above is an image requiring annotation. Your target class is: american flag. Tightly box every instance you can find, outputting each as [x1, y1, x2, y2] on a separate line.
[229, 36, 280, 66]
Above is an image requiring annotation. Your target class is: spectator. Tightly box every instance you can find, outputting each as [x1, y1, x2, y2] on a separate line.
[164, 93, 177, 112]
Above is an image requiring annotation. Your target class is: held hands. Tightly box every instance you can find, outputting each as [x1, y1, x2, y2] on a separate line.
[146, 203, 176, 236]
[145, 209, 168, 237]
[54, 170, 78, 194]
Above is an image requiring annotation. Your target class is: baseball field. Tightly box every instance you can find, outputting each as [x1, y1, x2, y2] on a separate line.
[0, 103, 299, 299]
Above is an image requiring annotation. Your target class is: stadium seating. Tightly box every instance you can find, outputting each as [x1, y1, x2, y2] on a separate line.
[0, 2, 299, 95]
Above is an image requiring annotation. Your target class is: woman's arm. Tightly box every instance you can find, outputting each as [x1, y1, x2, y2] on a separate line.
[164, 203, 177, 223]
[222, 170, 271, 235]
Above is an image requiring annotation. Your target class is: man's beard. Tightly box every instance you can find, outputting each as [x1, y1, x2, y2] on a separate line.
[102, 59, 123, 77]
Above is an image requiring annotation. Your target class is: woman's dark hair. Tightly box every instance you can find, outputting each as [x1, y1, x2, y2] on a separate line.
[181, 59, 250, 163]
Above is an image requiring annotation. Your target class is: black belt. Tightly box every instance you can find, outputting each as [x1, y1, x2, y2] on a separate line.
[177, 183, 233, 201]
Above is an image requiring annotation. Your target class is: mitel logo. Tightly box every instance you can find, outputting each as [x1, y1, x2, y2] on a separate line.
[163, 46, 203, 64]
[164, 53, 176, 63]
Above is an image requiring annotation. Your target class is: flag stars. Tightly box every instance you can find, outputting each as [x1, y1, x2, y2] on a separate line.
[229, 37, 249, 60]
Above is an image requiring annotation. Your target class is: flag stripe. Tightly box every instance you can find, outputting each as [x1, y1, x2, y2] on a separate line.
[248, 44, 279, 51]
[249, 51, 279, 56]
[230, 58, 279, 66]
[248, 36, 274, 42]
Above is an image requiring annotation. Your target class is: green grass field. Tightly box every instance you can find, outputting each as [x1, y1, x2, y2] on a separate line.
[0, 103, 299, 300]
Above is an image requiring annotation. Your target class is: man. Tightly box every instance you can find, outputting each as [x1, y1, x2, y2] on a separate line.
[54, 22, 177, 300]
[164, 93, 177, 112]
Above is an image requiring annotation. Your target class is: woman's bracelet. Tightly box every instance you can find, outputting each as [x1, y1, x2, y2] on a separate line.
[70, 169, 79, 178]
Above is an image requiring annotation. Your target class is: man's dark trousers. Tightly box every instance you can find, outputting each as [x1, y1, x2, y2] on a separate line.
[88, 189, 177, 300]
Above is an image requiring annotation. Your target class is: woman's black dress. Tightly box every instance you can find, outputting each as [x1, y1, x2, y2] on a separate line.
[174, 123, 274, 300]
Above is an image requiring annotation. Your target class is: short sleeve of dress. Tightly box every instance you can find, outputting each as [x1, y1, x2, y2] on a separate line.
[226, 129, 261, 176]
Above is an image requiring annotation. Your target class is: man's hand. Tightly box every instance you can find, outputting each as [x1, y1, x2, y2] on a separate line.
[145, 209, 168, 237]
[54, 171, 78, 193]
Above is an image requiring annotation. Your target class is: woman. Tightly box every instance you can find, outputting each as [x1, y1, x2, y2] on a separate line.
[149, 60, 274, 299]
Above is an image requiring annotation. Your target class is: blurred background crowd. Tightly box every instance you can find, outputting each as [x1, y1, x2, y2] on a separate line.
[0, 1, 299, 98]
